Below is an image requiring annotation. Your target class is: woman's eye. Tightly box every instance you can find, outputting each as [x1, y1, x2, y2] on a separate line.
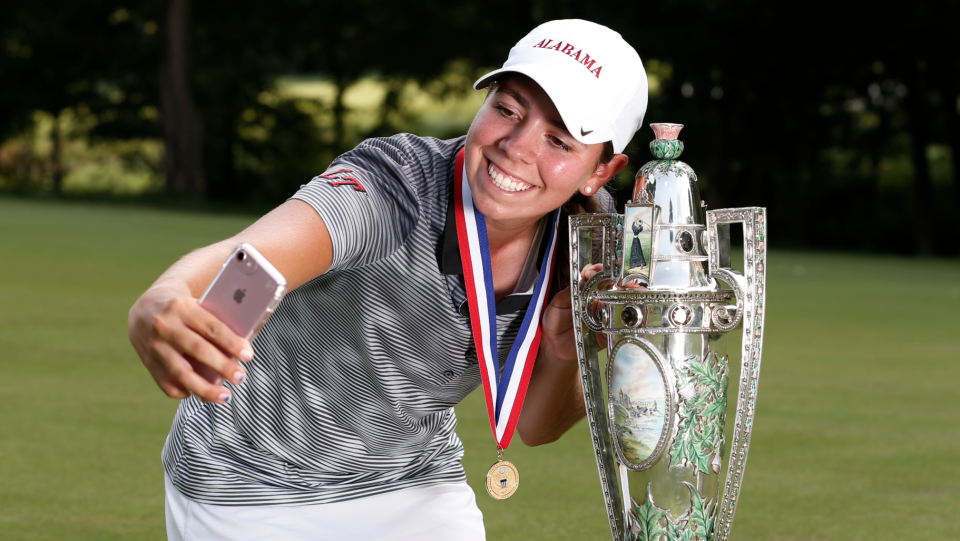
[495, 104, 517, 118]
[550, 136, 570, 151]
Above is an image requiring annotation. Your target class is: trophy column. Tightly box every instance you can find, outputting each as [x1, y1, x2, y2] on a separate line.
[570, 124, 768, 541]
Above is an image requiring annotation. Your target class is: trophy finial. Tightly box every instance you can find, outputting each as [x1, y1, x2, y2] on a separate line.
[650, 123, 683, 140]
[649, 123, 684, 159]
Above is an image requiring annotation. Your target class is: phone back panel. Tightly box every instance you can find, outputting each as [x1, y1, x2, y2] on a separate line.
[199, 244, 286, 340]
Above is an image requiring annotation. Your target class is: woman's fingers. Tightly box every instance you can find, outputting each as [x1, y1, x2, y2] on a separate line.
[150, 299, 248, 388]
[133, 293, 247, 402]
[180, 297, 255, 364]
[170, 297, 254, 362]
[622, 278, 648, 290]
[129, 285, 254, 402]
[153, 340, 235, 403]
[579, 263, 604, 289]
[187, 355, 224, 386]
[142, 353, 190, 399]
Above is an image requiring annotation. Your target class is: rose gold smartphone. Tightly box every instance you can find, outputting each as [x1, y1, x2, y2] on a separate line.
[199, 243, 287, 341]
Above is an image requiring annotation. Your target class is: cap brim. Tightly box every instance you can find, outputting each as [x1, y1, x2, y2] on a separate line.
[473, 64, 615, 148]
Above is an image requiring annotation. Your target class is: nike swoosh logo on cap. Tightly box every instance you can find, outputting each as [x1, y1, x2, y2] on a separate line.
[581, 128, 593, 136]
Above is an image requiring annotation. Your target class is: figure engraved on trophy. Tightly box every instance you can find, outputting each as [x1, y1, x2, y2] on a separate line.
[622, 205, 653, 280]
[569, 123, 768, 541]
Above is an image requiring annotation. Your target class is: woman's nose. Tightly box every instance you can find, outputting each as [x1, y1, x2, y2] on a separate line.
[498, 123, 538, 163]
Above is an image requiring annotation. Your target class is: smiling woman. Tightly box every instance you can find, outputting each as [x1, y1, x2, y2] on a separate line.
[127, 18, 648, 541]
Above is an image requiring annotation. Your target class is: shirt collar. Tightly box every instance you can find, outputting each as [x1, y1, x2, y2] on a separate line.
[440, 177, 549, 315]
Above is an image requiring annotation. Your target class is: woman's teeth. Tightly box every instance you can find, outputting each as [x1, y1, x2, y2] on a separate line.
[488, 164, 533, 192]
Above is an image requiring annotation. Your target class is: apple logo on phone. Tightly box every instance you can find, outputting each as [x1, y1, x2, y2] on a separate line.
[233, 289, 246, 304]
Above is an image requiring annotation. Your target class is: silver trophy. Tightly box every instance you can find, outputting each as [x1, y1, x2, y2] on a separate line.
[570, 123, 767, 541]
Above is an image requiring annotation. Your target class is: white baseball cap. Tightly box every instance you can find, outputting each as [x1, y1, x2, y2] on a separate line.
[474, 19, 648, 154]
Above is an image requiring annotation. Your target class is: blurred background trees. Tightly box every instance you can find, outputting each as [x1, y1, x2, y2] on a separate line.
[1, 0, 958, 255]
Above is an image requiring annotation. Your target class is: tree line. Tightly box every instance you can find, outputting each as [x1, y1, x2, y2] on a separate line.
[2, 0, 958, 255]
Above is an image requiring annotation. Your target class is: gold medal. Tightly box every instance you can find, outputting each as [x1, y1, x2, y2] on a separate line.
[485, 460, 519, 500]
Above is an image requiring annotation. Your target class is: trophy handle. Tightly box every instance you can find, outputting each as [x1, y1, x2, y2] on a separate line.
[705, 207, 767, 541]
[568, 214, 626, 541]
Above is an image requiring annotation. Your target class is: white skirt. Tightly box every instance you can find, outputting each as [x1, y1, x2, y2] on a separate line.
[165, 474, 486, 541]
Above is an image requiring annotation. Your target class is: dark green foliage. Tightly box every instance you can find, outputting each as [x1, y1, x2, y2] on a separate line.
[231, 98, 331, 203]
[0, 1, 160, 141]
[2, 0, 960, 252]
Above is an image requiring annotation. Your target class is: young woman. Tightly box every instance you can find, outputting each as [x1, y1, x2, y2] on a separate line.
[128, 19, 648, 541]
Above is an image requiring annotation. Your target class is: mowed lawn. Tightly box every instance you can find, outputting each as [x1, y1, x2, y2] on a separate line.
[1, 196, 958, 540]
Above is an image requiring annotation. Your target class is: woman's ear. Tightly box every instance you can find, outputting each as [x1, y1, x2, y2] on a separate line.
[581, 153, 629, 195]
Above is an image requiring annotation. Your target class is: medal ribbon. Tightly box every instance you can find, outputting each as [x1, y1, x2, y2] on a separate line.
[453, 149, 560, 449]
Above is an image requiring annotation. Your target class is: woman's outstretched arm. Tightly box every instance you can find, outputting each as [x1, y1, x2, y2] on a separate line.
[127, 200, 332, 403]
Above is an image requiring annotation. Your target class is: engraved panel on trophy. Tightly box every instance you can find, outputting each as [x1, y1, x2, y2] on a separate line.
[607, 339, 672, 471]
[621, 204, 654, 282]
[577, 226, 605, 270]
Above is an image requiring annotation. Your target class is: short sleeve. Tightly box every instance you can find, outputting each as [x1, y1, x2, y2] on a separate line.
[291, 135, 439, 272]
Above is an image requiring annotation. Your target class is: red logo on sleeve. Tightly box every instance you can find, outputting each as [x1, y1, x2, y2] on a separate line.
[319, 169, 366, 193]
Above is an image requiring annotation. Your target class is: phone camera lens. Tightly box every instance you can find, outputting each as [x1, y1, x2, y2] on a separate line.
[237, 251, 246, 261]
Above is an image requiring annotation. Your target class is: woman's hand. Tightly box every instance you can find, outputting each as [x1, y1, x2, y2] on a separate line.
[128, 281, 252, 403]
[126, 200, 334, 404]
[540, 263, 605, 363]
[540, 263, 648, 363]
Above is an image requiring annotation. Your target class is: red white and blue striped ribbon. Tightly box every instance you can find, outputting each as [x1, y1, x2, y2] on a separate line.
[452, 149, 560, 449]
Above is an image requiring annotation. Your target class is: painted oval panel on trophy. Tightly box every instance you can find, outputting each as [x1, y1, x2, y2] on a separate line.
[609, 341, 669, 469]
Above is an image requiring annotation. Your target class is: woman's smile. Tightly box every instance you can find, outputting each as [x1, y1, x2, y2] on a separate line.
[486, 159, 535, 193]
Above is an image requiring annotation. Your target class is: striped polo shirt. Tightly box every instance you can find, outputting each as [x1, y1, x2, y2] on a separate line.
[161, 134, 559, 506]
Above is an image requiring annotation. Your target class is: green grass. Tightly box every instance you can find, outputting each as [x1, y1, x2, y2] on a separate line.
[1, 196, 958, 540]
